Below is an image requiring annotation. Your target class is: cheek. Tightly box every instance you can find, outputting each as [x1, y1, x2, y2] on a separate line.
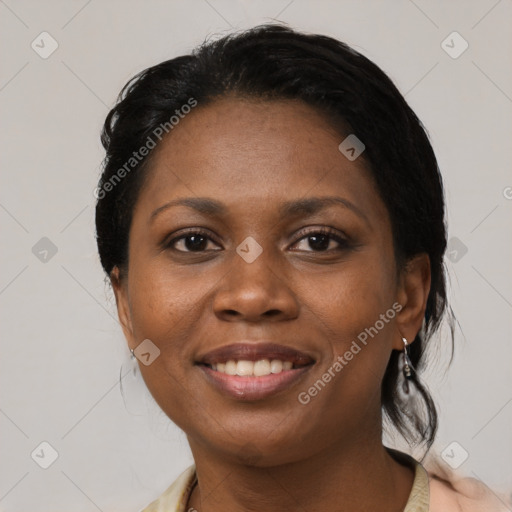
[303, 255, 396, 340]
[296, 248, 398, 396]
[126, 264, 212, 430]
[126, 259, 212, 362]
[291, 273, 396, 432]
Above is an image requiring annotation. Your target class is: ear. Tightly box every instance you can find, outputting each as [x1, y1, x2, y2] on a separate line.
[393, 253, 431, 350]
[111, 266, 136, 351]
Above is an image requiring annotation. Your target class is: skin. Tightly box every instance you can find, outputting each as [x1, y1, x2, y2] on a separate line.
[112, 97, 431, 512]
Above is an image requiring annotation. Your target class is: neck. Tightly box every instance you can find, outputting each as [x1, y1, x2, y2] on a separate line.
[186, 435, 415, 512]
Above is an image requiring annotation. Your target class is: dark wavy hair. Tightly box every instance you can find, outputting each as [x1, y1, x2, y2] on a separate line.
[96, 24, 451, 453]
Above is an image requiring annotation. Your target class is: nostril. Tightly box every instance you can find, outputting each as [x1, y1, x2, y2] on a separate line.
[264, 309, 281, 317]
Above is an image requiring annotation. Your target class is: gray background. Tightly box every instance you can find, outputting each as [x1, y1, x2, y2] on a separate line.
[1, 0, 511, 510]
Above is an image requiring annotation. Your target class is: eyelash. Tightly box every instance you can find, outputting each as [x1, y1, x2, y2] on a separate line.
[292, 227, 349, 252]
[164, 227, 349, 253]
[165, 228, 220, 253]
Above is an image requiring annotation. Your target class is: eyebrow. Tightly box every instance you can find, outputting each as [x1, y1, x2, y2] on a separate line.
[279, 196, 369, 224]
[150, 195, 368, 224]
[150, 197, 227, 222]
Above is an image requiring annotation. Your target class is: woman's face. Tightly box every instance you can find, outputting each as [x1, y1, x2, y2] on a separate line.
[113, 97, 428, 466]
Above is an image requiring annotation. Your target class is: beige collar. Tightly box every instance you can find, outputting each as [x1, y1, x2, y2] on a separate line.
[141, 451, 429, 512]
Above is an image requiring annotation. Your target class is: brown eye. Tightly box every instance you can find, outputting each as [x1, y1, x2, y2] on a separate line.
[305, 233, 332, 251]
[166, 230, 221, 253]
[291, 228, 348, 252]
[179, 234, 208, 251]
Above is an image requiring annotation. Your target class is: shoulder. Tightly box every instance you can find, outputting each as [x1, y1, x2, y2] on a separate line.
[140, 465, 196, 512]
[428, 472, 510, 512]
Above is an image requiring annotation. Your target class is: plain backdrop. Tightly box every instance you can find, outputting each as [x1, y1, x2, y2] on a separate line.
[1, 0, 511, 510]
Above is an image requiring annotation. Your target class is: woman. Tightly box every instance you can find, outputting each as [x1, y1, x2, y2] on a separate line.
[95, 24, 507, 512]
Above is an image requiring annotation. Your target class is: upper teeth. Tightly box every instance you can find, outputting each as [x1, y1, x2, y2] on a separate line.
[212, 359, 293, 376]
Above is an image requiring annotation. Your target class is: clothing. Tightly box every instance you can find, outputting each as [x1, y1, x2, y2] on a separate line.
[140, 449, 429, 512]
[140, 465, 197, 512]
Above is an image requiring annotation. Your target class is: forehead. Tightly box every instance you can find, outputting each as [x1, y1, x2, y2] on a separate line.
[135, 97, 384, 220]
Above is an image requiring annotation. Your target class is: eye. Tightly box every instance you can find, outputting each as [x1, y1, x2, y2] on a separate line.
[291, 228, 348, 252]
[166, 229, 222, 253]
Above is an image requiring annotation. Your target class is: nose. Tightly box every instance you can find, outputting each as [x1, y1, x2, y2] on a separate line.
[212, 248, 299, 323]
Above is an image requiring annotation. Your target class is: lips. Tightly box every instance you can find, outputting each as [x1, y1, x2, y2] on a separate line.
[197, 342, 315, 367]
[196, 342, 315, 401]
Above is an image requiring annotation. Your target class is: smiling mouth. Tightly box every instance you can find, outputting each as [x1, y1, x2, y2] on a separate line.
[197, 342, 315, 371]
[203, 359, 307, 376]
[196, 342, 315, 400]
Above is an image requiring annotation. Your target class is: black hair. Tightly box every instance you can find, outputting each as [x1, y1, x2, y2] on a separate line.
[96, 23, 451, 453]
